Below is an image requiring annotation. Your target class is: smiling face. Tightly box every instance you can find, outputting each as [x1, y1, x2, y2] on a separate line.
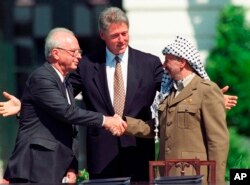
[100, 22, 129, 55]
[163, 54, 185, 81]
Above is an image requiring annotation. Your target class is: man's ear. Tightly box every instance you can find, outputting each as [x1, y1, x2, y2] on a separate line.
[180, 58, 187, 68]
[99, 31, 105, 40]
[51, 49, 60, 60]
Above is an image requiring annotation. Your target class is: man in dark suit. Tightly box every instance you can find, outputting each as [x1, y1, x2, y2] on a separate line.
[69, 7, 164, 181]
[3, 27, 126, 184]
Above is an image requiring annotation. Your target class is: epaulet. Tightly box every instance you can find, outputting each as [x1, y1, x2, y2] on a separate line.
[200, 79, 212, 86]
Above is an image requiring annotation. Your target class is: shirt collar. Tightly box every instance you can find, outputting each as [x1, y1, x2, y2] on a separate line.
[50, 64, 65, 83]
[106, 47, 129, 66]
[173, 73, 195, 91]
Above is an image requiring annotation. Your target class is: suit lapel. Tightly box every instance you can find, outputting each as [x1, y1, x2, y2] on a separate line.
[44, 62, 66, 97]
[44, 62, 74, 105]
[168, 76, 200, 106]
[44, 62, 61, 83]
[90, 48, 141, 115]
[123, 48, 139, 115]
[65, 78, 75, 105]
[44, 62, 78, 136]
[66, 79, 78, 136]
[93, 56, 114, 114]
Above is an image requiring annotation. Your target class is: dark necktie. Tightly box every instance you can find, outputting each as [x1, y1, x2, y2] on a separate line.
[113, 56, 125, 116]
[63, 79, 78, 138]
[63, 79, 71, 105]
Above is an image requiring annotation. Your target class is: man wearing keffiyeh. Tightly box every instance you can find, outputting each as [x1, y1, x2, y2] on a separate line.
[125, 36, 229, 183]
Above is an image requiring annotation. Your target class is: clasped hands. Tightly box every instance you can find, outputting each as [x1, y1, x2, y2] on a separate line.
[103, 114, 127, 136]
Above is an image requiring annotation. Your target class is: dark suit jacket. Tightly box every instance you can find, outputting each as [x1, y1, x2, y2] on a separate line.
[69, 46, 164, 174]
[4, 62, 103, 183]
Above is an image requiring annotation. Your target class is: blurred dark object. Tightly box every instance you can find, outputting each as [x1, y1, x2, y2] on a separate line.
[79, 177, 131, 184]
[154, 175, 203, 184]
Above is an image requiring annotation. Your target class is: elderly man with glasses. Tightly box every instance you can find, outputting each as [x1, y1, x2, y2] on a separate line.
[1, 27, 126, 184]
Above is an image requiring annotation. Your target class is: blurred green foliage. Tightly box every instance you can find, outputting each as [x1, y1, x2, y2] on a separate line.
[225, 127, 250, 180]
[206, 4, 250, 180]
[77, 169, 89, 183]
[0, 40, 18, 171]
[206, 4, 250, 135]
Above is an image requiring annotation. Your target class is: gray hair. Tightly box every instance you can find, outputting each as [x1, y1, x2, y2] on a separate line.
[44, 27, 75, 59]
[98, 7, 129, 33]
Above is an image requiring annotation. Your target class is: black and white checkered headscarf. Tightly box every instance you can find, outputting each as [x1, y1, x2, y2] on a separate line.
[151, 36, 210, 143]
[162, 35, 209, 81]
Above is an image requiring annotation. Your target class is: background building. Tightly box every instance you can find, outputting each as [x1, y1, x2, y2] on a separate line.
[124, 0, 250, 62]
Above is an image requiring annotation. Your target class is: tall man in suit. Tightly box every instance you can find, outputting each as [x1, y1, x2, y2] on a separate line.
[69, 7, 163, 181]
[3, 27, 126, 184]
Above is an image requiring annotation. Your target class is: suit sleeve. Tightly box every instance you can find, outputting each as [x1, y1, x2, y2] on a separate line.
[153, 57, 164, 91]
[201, 82, 229, 182]
[27, 73, 103, 127]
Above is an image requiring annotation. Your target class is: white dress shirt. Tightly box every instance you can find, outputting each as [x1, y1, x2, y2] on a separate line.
[106, 47, 128, 105]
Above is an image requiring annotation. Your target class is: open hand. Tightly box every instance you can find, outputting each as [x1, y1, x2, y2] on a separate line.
[0, 91, 21, 117]
[221, 86, 238, 110]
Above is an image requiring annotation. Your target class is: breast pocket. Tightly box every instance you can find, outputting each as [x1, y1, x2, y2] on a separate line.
[177, 105, 199, 129]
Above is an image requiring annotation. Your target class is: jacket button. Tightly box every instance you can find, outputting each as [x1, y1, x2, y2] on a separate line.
[167, 121, 172, 126]
[166, 147, 171, 152]
[165, 135, 170, 140]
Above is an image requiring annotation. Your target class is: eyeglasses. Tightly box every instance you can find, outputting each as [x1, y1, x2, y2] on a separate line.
[56, 47, 83, 57]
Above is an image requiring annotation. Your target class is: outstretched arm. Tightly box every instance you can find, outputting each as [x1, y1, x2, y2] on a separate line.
[0, 91, 21, 117]
[0, 85, 238, 117]
[0, 91, 127, 137]
[221, 86, 238, 110]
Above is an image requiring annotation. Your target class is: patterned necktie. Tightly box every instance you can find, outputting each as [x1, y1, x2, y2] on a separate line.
[113, 56, 125, 116]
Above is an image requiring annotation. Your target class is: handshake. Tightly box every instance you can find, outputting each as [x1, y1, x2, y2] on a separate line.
[103, 114, 127, 136]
